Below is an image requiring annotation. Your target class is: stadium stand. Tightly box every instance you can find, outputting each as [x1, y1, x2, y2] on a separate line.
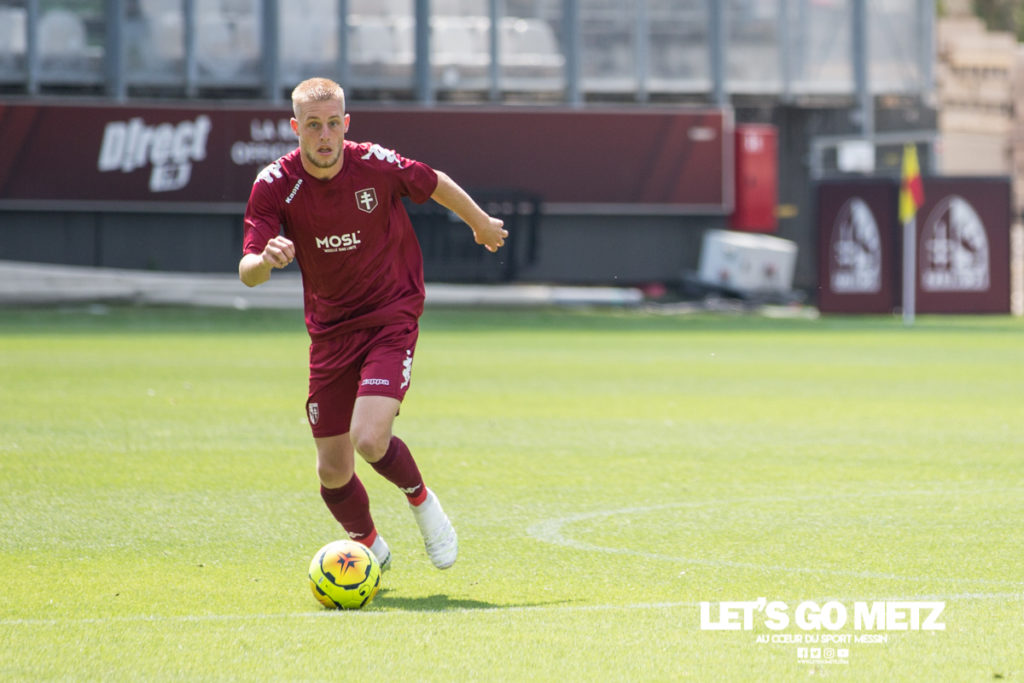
[0, 1, 943, 297]
[0, 6, 26, 60]
[38, 8, 102, 84]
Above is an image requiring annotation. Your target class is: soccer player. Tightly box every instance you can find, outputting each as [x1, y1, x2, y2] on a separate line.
[239, 77, 507, 571]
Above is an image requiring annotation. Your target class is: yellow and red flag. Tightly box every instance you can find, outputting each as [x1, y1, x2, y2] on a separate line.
[898, 143, 924, 223]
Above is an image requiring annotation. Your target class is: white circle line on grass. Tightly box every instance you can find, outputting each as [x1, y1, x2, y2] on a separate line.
[526, 486, 1024, 588]
[2, 592, 1022, 626]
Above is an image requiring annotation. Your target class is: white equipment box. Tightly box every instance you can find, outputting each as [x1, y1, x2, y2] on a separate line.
[697, 229, 798, 294]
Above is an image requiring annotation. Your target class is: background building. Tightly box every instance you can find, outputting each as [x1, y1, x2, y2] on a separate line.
[936, 6, 1015, 182]
[0, 0, 949, 297]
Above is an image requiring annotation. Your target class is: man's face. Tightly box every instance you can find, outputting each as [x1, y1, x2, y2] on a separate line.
[292, 99, 349, 177]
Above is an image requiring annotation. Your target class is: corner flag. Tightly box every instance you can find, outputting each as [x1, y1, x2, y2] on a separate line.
[899, 143, 924, 224]
[899, 143, 924, 326]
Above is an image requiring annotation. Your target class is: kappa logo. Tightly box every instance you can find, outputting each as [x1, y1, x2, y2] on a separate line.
[285, 178, 303, 204]
[256, 160, 283, 185]
[360, 143, 406, 168]
[307, 402, 319, 425]
[356, 188, 378, 213]
[401, 350, 413, 389]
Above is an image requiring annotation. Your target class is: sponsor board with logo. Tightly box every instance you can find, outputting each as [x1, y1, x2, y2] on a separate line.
[817, 180, 899, 314]
[0, 103, 293, 205]
[817, 177, 1011, 314]
[914, 178, 1011, 314]
[0, 102, 731, 212]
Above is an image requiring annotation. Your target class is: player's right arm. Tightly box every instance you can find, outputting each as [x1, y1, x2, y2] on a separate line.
[239, 235, 295, 287]
[240, 159, 294, 287]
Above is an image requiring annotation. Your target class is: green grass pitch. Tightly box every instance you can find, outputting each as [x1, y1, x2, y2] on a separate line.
[1, 305, 1022, 680]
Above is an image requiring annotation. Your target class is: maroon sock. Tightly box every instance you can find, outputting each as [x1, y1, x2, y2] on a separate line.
[320, 475, 378, 546]
[370, 436, 428, 505]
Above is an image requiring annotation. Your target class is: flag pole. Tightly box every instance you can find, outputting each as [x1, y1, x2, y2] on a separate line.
[902, 217, 915, 326]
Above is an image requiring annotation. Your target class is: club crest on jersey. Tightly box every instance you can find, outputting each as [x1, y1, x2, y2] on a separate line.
[307, 402, 319, 425]
[355, 188, 378, 213]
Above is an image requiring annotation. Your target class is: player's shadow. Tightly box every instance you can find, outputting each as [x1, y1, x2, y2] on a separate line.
[374, 590, 563, 612]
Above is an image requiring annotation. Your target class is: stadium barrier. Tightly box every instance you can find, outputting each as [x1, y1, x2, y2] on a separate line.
[405, 190, 541, 283]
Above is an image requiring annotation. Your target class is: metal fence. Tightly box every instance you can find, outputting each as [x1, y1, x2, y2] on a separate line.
[0, 0, 933, 104]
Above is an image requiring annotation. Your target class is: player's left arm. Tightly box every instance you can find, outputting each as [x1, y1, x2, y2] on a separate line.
[430, 171, 508, 252]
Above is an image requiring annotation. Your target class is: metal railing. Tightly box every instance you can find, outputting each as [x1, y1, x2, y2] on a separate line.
[0, 0, 934, 105]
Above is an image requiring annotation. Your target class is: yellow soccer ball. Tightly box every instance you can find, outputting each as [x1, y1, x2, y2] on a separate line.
[308, 539, 382, 609]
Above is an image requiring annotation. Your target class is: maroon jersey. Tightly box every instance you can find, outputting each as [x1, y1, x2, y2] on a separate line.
[243, 141, 438, 341]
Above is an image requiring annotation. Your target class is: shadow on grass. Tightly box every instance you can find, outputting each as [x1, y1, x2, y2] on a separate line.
[373, 590, 566, 612]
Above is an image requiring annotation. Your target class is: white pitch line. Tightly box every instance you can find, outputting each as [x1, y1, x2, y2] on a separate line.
[0, 602, 697, 627]
[3, 593, 1022, 627]
[526, 486, 1024, 588]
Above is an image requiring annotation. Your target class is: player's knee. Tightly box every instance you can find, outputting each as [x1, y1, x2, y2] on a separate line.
[350, 426, 389, 462]
[315, 438, 355, 488]
[316, 458, 354, 489]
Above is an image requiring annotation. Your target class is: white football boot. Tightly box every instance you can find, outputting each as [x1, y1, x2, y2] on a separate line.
[369, 534, 392, 572]
[410, 488, 458, 569]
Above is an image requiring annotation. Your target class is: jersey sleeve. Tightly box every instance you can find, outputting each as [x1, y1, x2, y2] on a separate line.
[242, 167, 284, 255]
[357, 142, 438, 205]
[396, 156, 439, 205]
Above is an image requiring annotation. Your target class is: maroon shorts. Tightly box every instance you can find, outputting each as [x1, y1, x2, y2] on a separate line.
[305, 321, 419, 438]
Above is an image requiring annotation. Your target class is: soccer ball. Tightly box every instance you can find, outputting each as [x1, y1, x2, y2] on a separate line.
[308, 539, 382, 609]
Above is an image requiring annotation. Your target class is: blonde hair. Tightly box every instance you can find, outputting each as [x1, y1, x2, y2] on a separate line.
[291, 77, 346, 118]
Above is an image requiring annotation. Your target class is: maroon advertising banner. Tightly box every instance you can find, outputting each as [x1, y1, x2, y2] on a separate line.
[914, 177, 1011, 314]
[817, 179, 899, 314]
[817, 177, 1012, 314]
[0, 101, 730, 213]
